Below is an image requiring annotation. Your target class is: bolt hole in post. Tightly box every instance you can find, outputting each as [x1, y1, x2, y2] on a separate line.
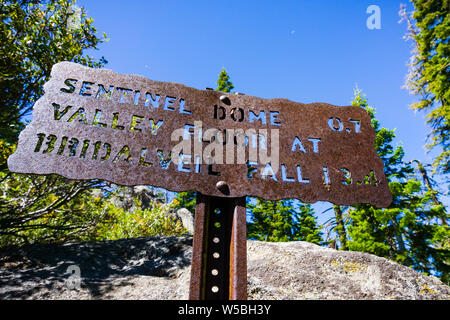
[209, 208, 223, 296]
[204, 201, 230, 299]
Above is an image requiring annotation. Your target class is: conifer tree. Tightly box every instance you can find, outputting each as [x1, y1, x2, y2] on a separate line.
[247, 198, 322, 244]
[294, 202, 323, 244]
[399, 1, 449, 176]
[346, 88, 449, 283]
[216, 68, 234, 93]
[333, 205, 348, 250]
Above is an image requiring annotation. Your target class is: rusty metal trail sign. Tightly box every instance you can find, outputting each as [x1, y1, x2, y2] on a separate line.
[7, 62, 392, 300]
[8, 62, 391, 207]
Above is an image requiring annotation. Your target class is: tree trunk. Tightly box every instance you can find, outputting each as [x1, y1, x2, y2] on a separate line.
[333, 205, 348, 250]
[413, 160, 448, 226]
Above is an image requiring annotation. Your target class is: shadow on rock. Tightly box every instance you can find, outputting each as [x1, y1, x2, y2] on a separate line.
[0, 236, 192, 299]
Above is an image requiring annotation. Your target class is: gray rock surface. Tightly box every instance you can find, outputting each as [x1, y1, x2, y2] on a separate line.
[0, 237, 448, 300]
[175, 209, 195, 235]
[110, 186, 164, 212]
[0, 237, 191, 300]
[247, 241, 449, 300]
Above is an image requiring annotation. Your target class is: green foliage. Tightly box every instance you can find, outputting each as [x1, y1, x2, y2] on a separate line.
[0, 139, 109, 246]
[0, 143, 186, 246]
[295, 202, 323, 244]
[345, 87, 450, 283]
[352, 87, 413, 180]
[216, 68, 234, 93]
[0, 0, 108, 143]
[0, 140, 14, 171]
[332, 205, 348, 250]
[174, 191, 196, 213]
[0, 179, 104, 246]
[400, 0, 450, 175]
[247, 198, 322, 244]
[93, 199, 186, 241]
[0, 0, 111, 247]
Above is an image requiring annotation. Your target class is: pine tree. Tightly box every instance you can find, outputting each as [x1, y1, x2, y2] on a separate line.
[346, 87, 450, 283]
[399, 1, 450, 176]
[247, 198, 322, 244]
[333, 205, 348, 250]
[294, 202, 323, 244]
[216, 68, 234, 93]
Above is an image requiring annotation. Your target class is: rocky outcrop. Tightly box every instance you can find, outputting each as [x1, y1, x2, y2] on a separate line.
[0, 236, 192, 300]
[0, 237, 448, 300]
[247, 241, 449, 299]
[110, 186, 166, 212]
[175, 209, 195, 235]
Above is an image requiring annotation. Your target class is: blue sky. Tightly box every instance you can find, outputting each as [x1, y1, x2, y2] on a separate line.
[75, 0, 446, 224]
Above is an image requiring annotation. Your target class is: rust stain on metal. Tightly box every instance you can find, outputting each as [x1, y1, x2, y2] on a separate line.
[229, 197, 247, 300]
[189, 194, 207, 300]
[7, 62, 392, 207]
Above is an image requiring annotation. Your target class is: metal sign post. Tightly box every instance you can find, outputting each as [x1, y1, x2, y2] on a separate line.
[189, 193, 246, 300]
